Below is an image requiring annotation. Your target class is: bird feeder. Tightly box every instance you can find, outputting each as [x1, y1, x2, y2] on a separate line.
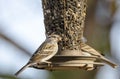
[32, 0, 105, 71]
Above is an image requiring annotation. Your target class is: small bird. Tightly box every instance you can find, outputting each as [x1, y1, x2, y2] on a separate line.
[15, 34, 61, 76]
[80, 43, 117, 68]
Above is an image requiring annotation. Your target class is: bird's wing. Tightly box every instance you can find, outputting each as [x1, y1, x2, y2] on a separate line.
[39, 42, 56, 55]
[29, 40, 56, 62]
[81, 43, 102, 56]
[33, 41, 47, 55]
[81, 43, 117, 68]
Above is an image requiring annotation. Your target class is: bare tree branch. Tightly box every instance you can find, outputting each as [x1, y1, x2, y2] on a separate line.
[0, 33, 31, 56]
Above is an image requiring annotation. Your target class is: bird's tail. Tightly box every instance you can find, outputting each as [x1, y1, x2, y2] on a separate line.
[100, 57, 118, 68]
[15, 64, 30, 76]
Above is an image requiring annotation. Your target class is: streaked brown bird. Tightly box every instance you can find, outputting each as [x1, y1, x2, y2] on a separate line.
[15, 34, 61, 76]
[81, 43, 117, 68]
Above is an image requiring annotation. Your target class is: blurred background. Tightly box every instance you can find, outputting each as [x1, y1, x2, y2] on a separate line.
[0, 0, 120, 79]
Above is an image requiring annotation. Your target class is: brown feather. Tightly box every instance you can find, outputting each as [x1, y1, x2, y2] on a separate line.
[81, 43, 117, 68]
[15, 35, 60, 76]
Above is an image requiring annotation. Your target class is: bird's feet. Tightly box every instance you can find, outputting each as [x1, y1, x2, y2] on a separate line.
[44, 61, 52, 67]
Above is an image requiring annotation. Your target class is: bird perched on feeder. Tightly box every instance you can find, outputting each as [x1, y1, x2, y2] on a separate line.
[80, 43, 117, 68]
[15, 34, 62, 76]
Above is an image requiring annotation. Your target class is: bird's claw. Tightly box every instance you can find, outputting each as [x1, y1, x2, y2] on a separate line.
[44, 61, 52, 67]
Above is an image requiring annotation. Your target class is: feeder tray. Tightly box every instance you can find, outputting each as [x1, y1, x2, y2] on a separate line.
[32, 50, 104, 71]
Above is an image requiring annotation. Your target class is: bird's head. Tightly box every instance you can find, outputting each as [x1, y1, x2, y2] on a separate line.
[47, 34, 62, 42]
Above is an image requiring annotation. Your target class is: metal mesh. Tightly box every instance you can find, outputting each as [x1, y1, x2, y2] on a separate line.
[42, 0, 87, 50]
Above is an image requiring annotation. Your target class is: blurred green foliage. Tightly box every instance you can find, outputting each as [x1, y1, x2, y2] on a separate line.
[48, 70, 97, 79]
[0, 75, 17, 79]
